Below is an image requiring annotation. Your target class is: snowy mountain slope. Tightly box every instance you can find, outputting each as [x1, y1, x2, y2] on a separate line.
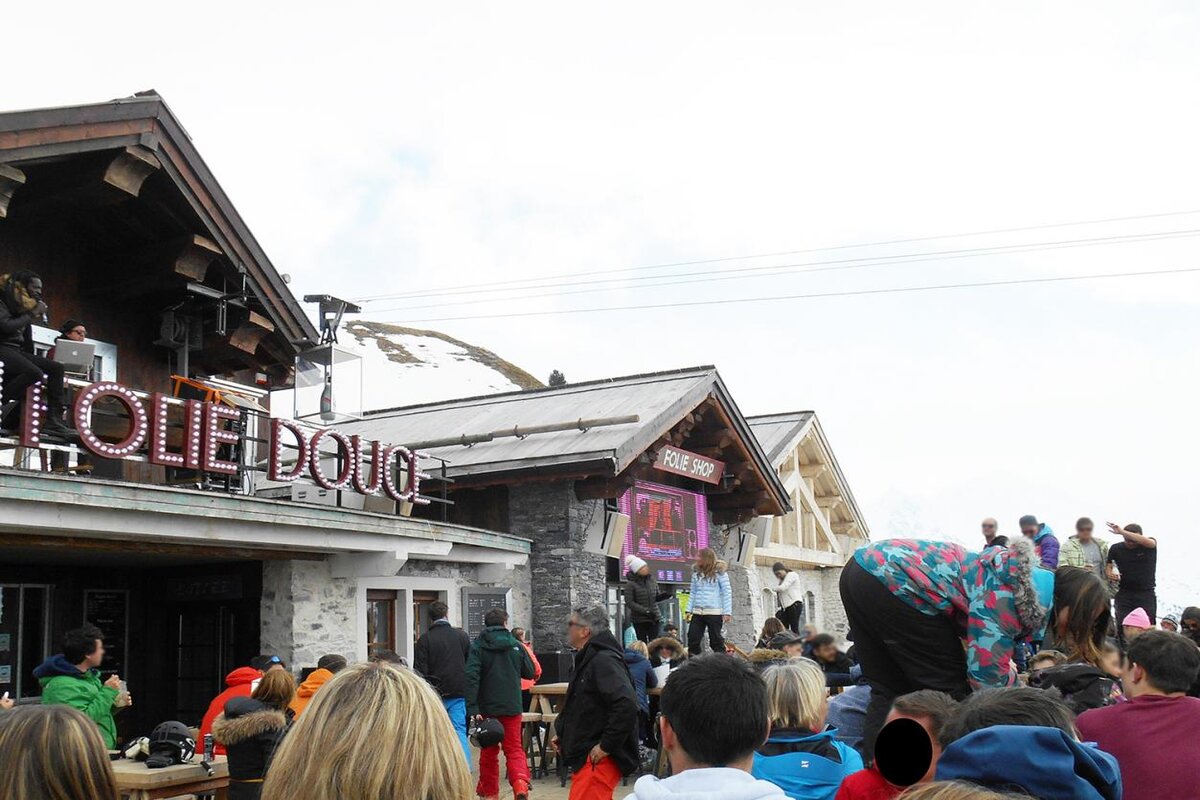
[343, 320, 543, 410]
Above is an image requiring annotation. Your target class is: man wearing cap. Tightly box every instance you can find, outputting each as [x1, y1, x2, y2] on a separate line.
[1019, 515, 1059, 570]
[623, 555, 675, 643]
[769, 631, 807, 658]
[1162, 615, 1180, 633]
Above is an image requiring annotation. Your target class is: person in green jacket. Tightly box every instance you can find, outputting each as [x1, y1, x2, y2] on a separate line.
[1059, 517, 1118, 595]
[465, 607, 535, 800]
[33, 624, 125, 748]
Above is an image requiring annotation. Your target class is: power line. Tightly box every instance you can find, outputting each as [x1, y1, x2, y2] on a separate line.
[393, 266, 1200, 324]
[353, 208, 1200, 303]
[370, 229, 1200, 314]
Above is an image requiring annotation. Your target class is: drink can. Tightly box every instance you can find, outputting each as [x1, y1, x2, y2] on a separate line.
[204, 733, 214, 761]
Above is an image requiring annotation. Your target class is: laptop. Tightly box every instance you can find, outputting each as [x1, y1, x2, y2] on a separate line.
[53, 339, 96, 371]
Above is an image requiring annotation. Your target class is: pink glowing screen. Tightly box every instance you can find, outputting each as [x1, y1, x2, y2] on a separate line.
[619, 480, 710, 584]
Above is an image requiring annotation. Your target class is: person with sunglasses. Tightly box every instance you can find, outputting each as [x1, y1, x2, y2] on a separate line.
[980, 518, 1007, 548]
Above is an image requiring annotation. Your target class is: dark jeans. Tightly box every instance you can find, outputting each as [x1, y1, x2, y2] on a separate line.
[687, 613, 725, 655]
[1116, 588, 1157, 647]
[778, 601, 804, 634]
[840, 559, 970, 761]
[633, 620, 660, 643]
[0, 345, 65, 427]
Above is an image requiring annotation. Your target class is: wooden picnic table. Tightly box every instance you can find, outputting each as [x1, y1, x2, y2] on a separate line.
[528, 681, 570, 716]
[111, 754, 229, 800]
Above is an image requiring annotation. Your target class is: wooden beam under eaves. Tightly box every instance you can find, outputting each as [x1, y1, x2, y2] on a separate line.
[0, 163, 26, 218]
[102, 145, 161, 196]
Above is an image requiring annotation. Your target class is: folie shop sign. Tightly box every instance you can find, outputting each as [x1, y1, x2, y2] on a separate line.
[653, 444, 725, 485]
[17, 379, 431, 504]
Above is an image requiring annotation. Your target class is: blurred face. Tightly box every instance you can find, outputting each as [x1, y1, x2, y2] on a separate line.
[981, 519, 998, 540]
[774, 569, 787, 580]
[1123, 625, 1146, 642]
[782, 642, 805, 658]
[1076, 523, 1094, 542]
[1021, 523, 1038, 539]
[884, 710, 942, 783]
[813, 643, 837, 663]
[1162, 619, 1179, 632]
[638, 565, 650, 577]
[567, 616, 591, 649]
[85, 639, 105, 669]
[1184, 618, 1200, 639]
[803, 625, 817, 640]
[64, 325, 87, 341]
[26, 277, 44, 298]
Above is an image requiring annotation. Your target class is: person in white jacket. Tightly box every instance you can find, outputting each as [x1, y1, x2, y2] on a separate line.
[766, 563, 804, 634]
[628, 655, 786, 800]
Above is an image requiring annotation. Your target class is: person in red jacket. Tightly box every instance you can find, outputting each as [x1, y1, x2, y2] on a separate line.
[199, 666, 262, 756]
[513, 627, 542, 710]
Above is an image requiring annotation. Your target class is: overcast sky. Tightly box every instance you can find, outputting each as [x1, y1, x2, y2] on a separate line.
[7, 3, 1199, 609]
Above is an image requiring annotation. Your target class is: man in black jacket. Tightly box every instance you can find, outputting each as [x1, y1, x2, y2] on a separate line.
[413, 601, 472, 767]
[623, 555, 675, 643]
[0, 270, 74, 439]
[554, 605, 639, 800]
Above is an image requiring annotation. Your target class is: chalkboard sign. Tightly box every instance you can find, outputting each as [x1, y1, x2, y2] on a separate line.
[84, 590, 128, 678]
[461, 588, 510, 639]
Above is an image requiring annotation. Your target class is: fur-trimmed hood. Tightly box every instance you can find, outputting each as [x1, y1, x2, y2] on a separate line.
[211, 698, 288, 746]
[747, 648, 790, 665]
[0, 273, 40, 314]
[995, 537, 1050, 634]
[649, 636, 687, 660]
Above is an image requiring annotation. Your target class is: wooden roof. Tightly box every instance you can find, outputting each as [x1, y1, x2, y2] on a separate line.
[339, 367, 792, 520]
[0, 91, 318, 365]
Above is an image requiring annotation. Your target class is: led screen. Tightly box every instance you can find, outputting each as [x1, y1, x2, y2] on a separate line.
[619, 480, 709, 584]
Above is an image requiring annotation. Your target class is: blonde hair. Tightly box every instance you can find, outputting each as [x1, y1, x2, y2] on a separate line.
[763, 658, 827, 732]
[695, 548, 719, 579]
[262, 661, 472, 800]
[629, 640, 649, 657]
[252, 668, 296, 711]
[0, 705, 119, 800]
[900, 781, 1026, 799]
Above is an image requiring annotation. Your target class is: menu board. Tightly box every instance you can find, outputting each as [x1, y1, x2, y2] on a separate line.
[461, 588, 510, 639]
[84, 590, 128, 678]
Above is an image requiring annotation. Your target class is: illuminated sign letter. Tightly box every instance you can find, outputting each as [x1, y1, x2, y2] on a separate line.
[308, 429, 354, 490]
[268, 419, 310, 482]
[74, 382, 150, 458]
[202, 404, 241, 475]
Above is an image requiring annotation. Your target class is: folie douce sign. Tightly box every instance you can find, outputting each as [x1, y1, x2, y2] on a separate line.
[18, 379, 431, 505]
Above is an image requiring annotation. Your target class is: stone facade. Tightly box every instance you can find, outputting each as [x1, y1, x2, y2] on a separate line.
[508, 480, 607, 650]
[260, 559, 358, 669]
[260, 555, 533, 670]
[747, 563, 852, 643]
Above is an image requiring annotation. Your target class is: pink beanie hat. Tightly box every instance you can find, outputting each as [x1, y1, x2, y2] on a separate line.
[1123, 607, 1152, 629]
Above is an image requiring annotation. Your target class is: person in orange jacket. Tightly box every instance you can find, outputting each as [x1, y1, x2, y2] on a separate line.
[513, 627, 542, 710]
[199, 665, 262, 756]
[289, 654, 348, 718]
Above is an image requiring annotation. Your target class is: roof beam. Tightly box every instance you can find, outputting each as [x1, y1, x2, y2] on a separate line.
[791, 448, 841, 554]
[0, 163, 25, 218]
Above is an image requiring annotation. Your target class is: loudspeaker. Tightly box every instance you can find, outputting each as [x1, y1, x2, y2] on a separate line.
[604, 512, 630, 558]
[584, 511, 630, 557]
[736, 529, 757, 567]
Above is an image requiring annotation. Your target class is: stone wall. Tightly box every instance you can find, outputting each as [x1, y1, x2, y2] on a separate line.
[748, 564, 851, 643]
[260, 559, 358, 669]
[400, 558, 533, 633]
[509, 480, 606, 650]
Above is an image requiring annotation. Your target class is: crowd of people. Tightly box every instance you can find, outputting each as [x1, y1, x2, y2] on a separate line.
[2, 517, 1199, 800]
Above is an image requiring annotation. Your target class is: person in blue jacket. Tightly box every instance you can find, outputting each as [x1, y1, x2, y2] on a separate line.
[624, 640, 659, 746]
[686, 548, 732, 656]
[752, 659, 863, 800]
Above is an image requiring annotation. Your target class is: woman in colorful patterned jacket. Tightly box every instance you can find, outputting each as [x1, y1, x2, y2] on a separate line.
[838, 537, 1057, 760]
